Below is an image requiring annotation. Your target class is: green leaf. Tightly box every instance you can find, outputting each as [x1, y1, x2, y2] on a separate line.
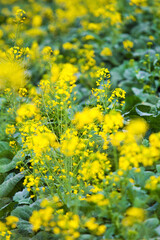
[0, 173, 24, 198]
[13, 188, 32, 205]
[135, 71, 150, 81]
[0, 197, 10, 208]
[144, 218, 159, 228]
[155, 225, 160, 236]
[0, 141, 10, 152]
[0, 157, 15, 173]
[149, 114, 160, 131]
[156, 165, 160, 173]
[31, 231, 53, 240]
[17, 219, 33, 234]
[0, 150, 25, 174]
[135, 103, 156, 117]
[0, 201, 16, 218]
[144, 218, 159, 237]
[11, 205, 33, 221]
[146, 95, 159, 105]
[12, 150, 25, 163]
[0, 150, 14, 159]
[104, 224, 115, 239]
[9, 230, 30, 240]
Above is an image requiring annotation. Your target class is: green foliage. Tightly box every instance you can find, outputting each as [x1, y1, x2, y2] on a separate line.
[0, 0, 160, 239]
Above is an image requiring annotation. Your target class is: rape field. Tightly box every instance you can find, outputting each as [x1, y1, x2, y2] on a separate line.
[0, 0, 160, 239]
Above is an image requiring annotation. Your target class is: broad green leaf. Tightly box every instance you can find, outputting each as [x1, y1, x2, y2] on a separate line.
[0, 151, 25, 173]
[13, 188, 32, 205]
[11, 205, 33, 221]
[0, 201, 16, 218]
[156, 165, 160, 173]
[31, 231, 53, 240]
[135, 70, 150, 81]
[144, 218, 159, 228]
[144, 218, 159, 237]
[17, 219, 33, 234]
[12, 150, 25, 163]
[135, 103, 156, 117]
[0, 141, 10, 152]
[0, 173, 24, 198]
[155, 225, 160, 236]
[0, 150, 14, 159]
[149, 114, 160, 131]
[0, 157, 15, 173]
[0, 197, 10, 208]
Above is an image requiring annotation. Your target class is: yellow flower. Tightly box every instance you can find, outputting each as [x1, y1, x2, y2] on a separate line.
[0, 221, 7, 231]
[0, 60, 26, 90]
[15, 9, 26, 23]
[130, 0, 147, 7]
[16, 103, 40, 122]
[85, 217, 98, 231]
[5, 124, 16, 135]
[122, 207, 145, 226]
[126, 118, 148, 137]
[123, 40, 134, 51]
[63, 42, 76, 50]
[73, 107, 102, 129]
[101, 47, 112, 57]
[32, 15, 42, 27]
[96, 225, 106, 235]
[6, 216, 19, 228]
[29, 211, 42, 231]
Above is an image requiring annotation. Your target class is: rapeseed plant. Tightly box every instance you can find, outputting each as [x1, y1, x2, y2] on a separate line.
[0, 1, 160, 240]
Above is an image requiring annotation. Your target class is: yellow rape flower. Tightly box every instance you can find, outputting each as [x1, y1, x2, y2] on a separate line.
[73, 107, 103, 129]
[15, 9, 26, 24]
[123, 40, 134, 51]
[16, 103, 40, 122]
[126, 118, 148, 137]
[32, 15, 42, 27]
[101, 47, 112, 57]
[5, 124, 16, 135]
[0, 60, 26, 90]
[130, 0, 147, 7]
[122, 207, 145, 226]
[6, 216, 19, 228]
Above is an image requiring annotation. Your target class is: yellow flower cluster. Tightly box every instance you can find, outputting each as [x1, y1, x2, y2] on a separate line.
[0, 60, 26, 90]
[86, 193, 109, 207]
[101, 47, 112, 57]
[108, 88, 126, 106]
[79, 151, 111, 183]
[0, 216, 19, 240]
[122, 207, 145, 226]
[15, 9, 26, 24]
[23, 175, 40, 193]
[145, 175, 160, 191]
[7, 46, 30, 60]
[16, 103, 40, 123]
[23, 123, 59, 157]
[111, 119, 160, 170]
[123, 40, 134, 51]
[29, 198, 80, 240]
[85, 217, 106, 236]
[6, 216, 19, 228]
[60, 129, 85, 157]
[103, 111, 124, 133]
[5, 124, 16, 135]
[37, 63, 78, 113]
[92, 68, 125, 110]
[73, 107, 103, 129]
[130, 0, 147, 7]
[30, 206, 54, 231]
[18, 88, 27, 97]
